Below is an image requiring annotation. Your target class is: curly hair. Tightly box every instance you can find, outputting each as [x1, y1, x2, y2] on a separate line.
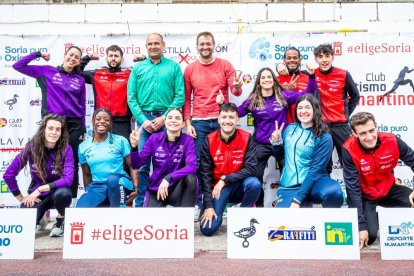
[248, 67, 287, 111]
[21, 114, 69, 184]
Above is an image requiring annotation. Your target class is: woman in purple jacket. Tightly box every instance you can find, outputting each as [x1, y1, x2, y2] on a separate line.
[3, 114, 73, 237]
[12, 46, 86, 199]
[130, 108, 197, 207]
[236, 66, 315, 207]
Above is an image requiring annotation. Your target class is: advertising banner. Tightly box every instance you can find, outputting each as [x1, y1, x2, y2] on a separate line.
[227, 208, 360, 259]
[63, 208, 194, 259]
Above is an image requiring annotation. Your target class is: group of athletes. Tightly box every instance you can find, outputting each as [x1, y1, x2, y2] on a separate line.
[3, 31, 414, 249]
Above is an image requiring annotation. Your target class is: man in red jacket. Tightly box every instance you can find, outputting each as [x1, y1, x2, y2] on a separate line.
[81, 45, 141, 140]
[277, 44, 360, 168]
[276, 47, 310, 123]
[342, 112, 414, 249]
[199, 103, 261, 236]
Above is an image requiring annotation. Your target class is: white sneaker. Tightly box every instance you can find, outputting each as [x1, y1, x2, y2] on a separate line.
[50, 218, 64, 237]
[194, 205, 201, 222]
[36, 216, 48, 232]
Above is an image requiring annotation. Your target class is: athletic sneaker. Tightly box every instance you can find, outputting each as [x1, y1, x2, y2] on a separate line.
[36, 216, 48, 232]
[49, 218, 64, 237]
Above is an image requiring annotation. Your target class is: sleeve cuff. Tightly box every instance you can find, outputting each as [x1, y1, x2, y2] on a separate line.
[11, 190, 22, 197]
[358, 222, 368, 231]
[35, 51, 42, 58]
[309, 74, 315, 79]
[131, 146, 138, 152]
[164, 174, 173, 183]
[48, 182, 57, 190]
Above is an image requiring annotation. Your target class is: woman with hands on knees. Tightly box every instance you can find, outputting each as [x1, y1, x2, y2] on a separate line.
[271, 94, 343, 208]
[129, 108, 197, 207]
[217, 65, 316, 207]
[3, 114, 73, 237]
[76, 108, 139, 208]
[12, 46, 86, 199]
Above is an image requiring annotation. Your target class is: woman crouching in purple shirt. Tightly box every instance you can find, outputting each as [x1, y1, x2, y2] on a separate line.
[236, 66, 315, 207]
[3, 114, 73, 237]
[130, 108, 197, 207]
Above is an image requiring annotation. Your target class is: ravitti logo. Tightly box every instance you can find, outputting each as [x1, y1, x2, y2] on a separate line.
[268, 226, 316, 242]
[249, 38, 272, 61]
[325, 222, 353, 245]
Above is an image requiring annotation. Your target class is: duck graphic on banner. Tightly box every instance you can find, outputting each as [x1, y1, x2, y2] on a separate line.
[233, 218, 259, 248]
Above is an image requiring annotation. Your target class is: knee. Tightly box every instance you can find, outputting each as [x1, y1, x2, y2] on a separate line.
[368, 230, 378, 245]
[199, 220, 221, 237]
[321, 180, 344, 208]
[244, 177, 261, 193]
[107, 174, 121, 188]
[185, 174, 197, 193]
[54, 187, 72, 205]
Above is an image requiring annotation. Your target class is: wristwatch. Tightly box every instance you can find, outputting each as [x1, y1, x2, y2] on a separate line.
[220, 175, 228, 184]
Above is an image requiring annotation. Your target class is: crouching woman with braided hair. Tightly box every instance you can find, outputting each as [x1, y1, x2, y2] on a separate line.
[3, 114, 73, 237]
[76, 108, 139, 207]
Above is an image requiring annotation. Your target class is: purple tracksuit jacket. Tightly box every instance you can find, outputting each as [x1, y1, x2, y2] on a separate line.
[3, 145, 75, 197]
[130, 132, 196, 192]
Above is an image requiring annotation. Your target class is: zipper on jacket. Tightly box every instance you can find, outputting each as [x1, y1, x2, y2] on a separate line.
[372, 152, 383, 198]
[294, 128, 305, 185]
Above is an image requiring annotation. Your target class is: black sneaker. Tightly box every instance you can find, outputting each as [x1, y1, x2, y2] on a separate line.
[50, 218, 64, 237]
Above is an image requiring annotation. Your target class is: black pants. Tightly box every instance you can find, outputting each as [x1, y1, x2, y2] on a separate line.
[145, 175, 197, 207]
[67, 119, 86, 198]
[20, 187, 72, 225]
[255, 142, 283, 207]
[112, 118, 133, 176]
[327, 123, 352, 172]
[112, 119, 132, 141]
[363, 184, 413, 244]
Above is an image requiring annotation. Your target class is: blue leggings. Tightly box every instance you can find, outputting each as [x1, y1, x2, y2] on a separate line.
[276, 176, 343, 208]
[76, 174, 131, 208]
[200, 176, 261, 237]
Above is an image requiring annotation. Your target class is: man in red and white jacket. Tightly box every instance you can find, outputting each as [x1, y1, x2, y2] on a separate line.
[343, 112, 414, 249]
[199, 103, 260, 236]
[276, 47, 310, 123]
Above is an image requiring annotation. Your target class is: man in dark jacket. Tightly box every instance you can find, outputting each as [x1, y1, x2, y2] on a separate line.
[199, 103, 261, 236]
[342, 112, 414, 249]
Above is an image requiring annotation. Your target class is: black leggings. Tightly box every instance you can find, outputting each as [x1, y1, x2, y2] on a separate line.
[363, 184, 413, 244]
[255, 142, 284, 207]
[67, 119, 85, 198]
[145, 174, 197, 207]
[20, 187, 72, 225]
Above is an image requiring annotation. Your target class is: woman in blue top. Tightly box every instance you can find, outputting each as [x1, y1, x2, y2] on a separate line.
[76, 108, 139, 207]
[13, 46, 86, 199]
[130, 108, 197, 207]
[271, 94, 343, 208]
[233, 66, 316, 207]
